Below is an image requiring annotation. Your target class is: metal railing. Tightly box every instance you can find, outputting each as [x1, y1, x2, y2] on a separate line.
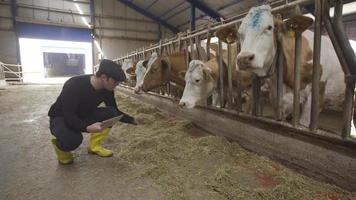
[112, 0, 356, 143]
[0, 62, 23, 82]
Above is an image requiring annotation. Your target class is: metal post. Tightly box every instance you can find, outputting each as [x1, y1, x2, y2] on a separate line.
[195, 36, 201, 60]
[189, 31, 195, 59]
[292, 32, 302, 127]
[235, 23, 242, 112]
[190, 3, 196, 31]
[206, 28, 211, 61]
[252, 74, 262, 116]
[184, 40, 189, 67]
[218, 39, 224, 108]
[276, 40, 284, 120]
[227, 43, 233, 107]
[177, 34, 182, 51]
[310, 0, 322, 131]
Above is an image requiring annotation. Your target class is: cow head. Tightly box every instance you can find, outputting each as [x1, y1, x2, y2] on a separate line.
[133, 60, 148, 93]
[179, 60, 216, 108]
[237, 5, 313, 78]
[141, 54, 170, 92]
[237, 5, 277, 77]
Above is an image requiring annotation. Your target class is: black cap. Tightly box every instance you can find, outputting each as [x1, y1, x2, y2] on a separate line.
[97, 59, 126, 82]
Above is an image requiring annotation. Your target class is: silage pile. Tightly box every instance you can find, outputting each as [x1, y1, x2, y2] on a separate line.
[109, 93, 355, 200]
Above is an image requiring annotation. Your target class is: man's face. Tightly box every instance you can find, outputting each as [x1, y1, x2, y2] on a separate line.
[102, 75, 119, 91]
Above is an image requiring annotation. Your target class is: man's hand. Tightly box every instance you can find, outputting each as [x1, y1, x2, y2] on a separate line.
[120, 114, 137, 125]
[86, 122, 103, 133]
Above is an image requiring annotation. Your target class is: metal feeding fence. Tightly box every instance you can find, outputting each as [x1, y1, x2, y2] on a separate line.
[113, 0, 356, 144]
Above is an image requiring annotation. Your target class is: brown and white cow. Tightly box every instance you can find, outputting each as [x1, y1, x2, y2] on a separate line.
[236, 5, 345, 126]
[141, 51, 188, 92]
[179, 42, 253, 109]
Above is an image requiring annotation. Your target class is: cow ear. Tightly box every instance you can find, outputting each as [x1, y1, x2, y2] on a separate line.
[142, 60, 148, 68]
[126, 67, 135, 75]
[273, 18, 286, 34]
[178, 70, 186, 79]
[284, 15, 313, 34]
[202, 67, 214, 82]
[161, 59, 169, 70]
[215, 25, 237, 44]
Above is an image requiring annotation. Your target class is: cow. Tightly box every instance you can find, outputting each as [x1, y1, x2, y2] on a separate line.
[236, 5, 345, 126]
[141, 51, 188, 92]
[130, 52, 158, 93]
[179, 42, 254, 109]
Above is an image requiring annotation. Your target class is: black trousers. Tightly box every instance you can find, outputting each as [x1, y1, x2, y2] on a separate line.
[49, 107, 119, 151]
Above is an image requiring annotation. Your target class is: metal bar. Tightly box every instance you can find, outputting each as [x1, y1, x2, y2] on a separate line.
[218, 39, 224, 108]
[189, 31, 195, 59]
[227, 43, 233, 107]
[93, 26, 158, 34]
[191, 3, 196, 31]
[93, 35, 157, 43]
[322, 4, 350, 74]
[276, 39, 284, 120]
[116, 0, 313, 60]
[332, 0, 356, 74]
[310, 0, 322, 131]
[235, 23, 242, 112]
[185, 0, 222, 21]
[194, 36, 200, 59]
[184, 41, 189, 67]
[292, 32, 302, 127]
[146, 0, 159, 9]
[252, 75, 262, 116]
[342, 83, 355, 138]
[206, 26, 211, 61]
[177, 0, 242, 29]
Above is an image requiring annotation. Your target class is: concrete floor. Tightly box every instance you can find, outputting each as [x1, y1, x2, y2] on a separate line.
[0, 85, 148, 200]
[1, 85, 355, 200]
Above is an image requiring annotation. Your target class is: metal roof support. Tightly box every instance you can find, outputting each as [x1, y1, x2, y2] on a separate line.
[117, 0, 179, 33]
[177, 0, 242, 29]
[191, 3, 195, 31]
[90, 0, 95, 28]
[146, 0, 159, 10]
[185, 0, 222, 21]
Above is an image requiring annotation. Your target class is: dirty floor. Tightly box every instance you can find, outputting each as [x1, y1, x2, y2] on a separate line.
[0, 85, 355, 200]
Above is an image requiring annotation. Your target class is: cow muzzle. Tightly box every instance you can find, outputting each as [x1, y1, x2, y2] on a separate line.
[237, 51, 256, 70]
[178, 101, 186, 108]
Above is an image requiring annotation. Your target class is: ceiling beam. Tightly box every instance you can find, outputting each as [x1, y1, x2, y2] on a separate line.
[177, 0, 242, 29]
[184, 0, 222, 21]
[117, 0, 179, 33]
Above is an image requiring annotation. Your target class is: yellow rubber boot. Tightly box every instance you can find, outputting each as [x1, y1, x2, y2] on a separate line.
[88, 128, 113, 157]
[51, 139, 74, 165]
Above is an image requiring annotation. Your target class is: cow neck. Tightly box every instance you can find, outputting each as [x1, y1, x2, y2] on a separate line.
[163, 55, 186, 88]
[259, 33, 279, 80]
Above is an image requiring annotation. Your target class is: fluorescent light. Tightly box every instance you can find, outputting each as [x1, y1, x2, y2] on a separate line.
[74, 3, 91, 28]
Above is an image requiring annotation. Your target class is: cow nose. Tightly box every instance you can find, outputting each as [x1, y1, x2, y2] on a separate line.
[179, 101, 186, 108]
[237, 52, 255, 68]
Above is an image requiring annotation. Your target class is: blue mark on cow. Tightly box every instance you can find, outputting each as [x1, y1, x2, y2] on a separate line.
[250, 9, 263, 29]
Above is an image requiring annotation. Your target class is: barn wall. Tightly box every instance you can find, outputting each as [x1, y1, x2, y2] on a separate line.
[0, 0, 174, 66]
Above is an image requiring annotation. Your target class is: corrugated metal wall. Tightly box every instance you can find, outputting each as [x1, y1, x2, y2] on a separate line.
[0, 0, 173, 65]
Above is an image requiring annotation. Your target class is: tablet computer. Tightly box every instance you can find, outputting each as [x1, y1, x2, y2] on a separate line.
[101, 115, 124, 128]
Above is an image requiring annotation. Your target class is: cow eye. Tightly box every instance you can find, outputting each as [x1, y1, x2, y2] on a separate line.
[195, 79, 200, 83]
[267, 25, 273, 31]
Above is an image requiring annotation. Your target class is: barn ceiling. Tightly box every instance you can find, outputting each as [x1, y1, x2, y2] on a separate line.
[117, 0, 268, 33]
